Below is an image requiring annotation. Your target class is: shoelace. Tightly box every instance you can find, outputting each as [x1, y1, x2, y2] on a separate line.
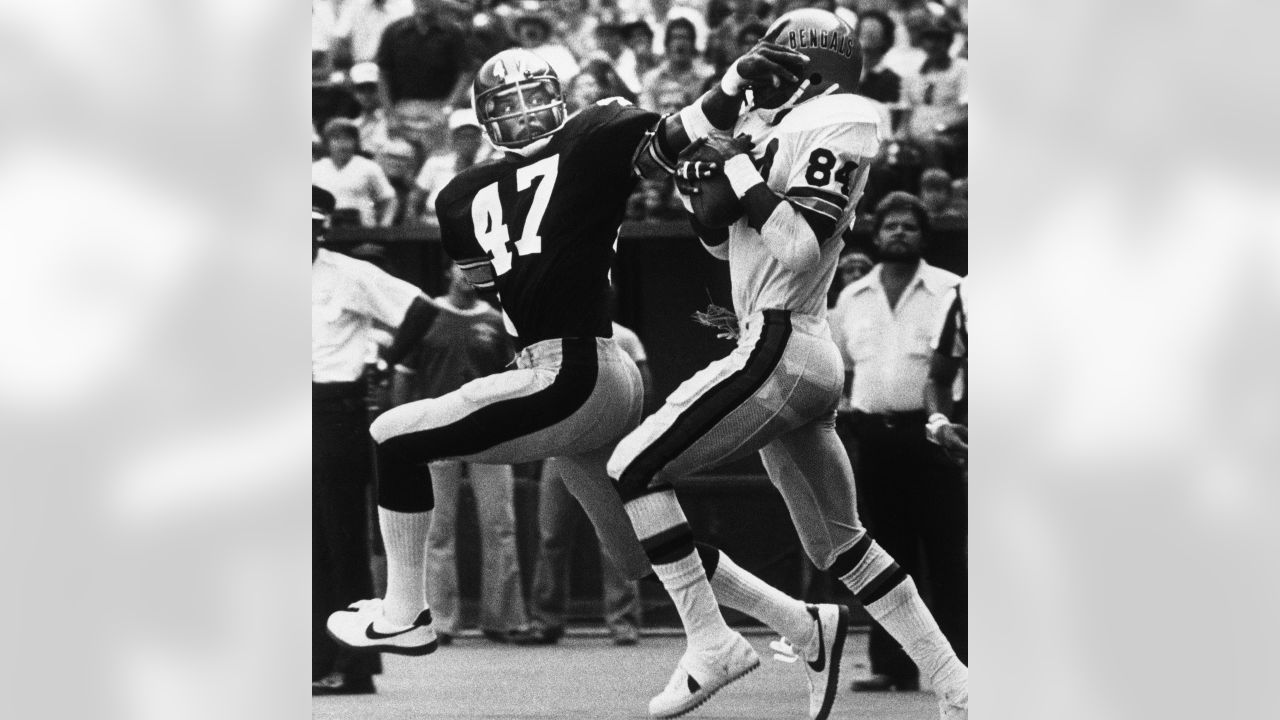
[769, 636, 799, 664]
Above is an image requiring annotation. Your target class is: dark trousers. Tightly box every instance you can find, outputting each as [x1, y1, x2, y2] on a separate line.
[313, 386, 381, 680]
[851, 411, 967, 684]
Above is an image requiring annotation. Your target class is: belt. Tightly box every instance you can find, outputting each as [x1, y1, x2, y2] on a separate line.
[851, 410, 928, 431]
[313, 381, 364, 401]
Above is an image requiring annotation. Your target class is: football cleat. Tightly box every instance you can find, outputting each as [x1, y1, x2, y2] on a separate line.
[772, 604, 850, 720]
[648, 632, 760, 718]
[800, 604, 850, 720]
[939, 685, 968, 720]
[325, 598, 438, 656]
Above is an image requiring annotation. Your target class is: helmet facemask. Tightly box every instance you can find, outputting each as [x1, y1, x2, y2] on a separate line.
[474, 77, 567, 148]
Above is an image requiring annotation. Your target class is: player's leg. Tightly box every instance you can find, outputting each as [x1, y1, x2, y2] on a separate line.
[522, 459, 581, 642]
[765, 420, 968, 708]
[608, 313, 804, 716]
[423, 460, 461, 638]
[469, 462, 530, 636]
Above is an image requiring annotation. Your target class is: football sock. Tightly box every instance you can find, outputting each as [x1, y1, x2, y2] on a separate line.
[703, 545, 815, 652]
[833, 533, 967, 691]
[378, 507, 431, 626]
[626, 489, 734, 651]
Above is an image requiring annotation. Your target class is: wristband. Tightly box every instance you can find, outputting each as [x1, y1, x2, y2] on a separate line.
[720, 63, 748, 96]
[925, 412, 950, 443]
[723, 154, 763, 198]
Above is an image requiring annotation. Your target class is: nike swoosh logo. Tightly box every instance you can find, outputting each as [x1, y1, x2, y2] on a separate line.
[365, 623, 419, 640]
[807, 607, 826, 672]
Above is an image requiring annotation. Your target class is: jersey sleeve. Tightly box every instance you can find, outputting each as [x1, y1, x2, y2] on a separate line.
[779, 120, 880, 229]
[570, 100, 663, 181]
[435, 176, 498, 291]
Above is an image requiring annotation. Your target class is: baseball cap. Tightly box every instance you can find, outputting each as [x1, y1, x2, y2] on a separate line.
[350, 62, 379, 86]
[448, 108, 482, 131]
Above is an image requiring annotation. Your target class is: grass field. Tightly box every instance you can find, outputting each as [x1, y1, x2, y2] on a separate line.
[313, 629, 939, 719]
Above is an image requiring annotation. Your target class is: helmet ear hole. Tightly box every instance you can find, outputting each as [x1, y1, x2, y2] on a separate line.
[809, 72, 823, 85]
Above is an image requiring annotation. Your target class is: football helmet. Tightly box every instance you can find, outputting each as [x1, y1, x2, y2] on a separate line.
[753, 9, 862, 110]
[472, 48, 567, 148]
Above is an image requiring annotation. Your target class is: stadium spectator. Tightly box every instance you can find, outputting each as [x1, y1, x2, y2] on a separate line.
[638, 17, 712, 111]
[313, 118, 399, 228]
[901, 15, 967, 171]
[374, 136, 424, 226]
[705, 0, 766, 72]
[925, 278, 968, 473]
[519, 317, 654, 647]
[407, 109, 489, 226]
[625, 18, 660, 79]
[349, 62, 393, 155]
[508, 1, 581, 81]
[312, 185, 441, 695]
[588, 11, 642, 94]
[948, 177, 967, 218]
[919, 167, 953, 218]
[576, 57, 640, 104]
[375, 0, 471, 154]
[313, 0, 340, 82]
[392, 263, 530, 644]
[855, 9, 902, 107]
[829, 192, 966, 692]
[881, 2, 929, 80]
[334, 0, 415, 66]
[837, 250, 874, 290]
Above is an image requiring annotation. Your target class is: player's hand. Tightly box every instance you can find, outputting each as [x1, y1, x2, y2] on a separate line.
[731, 41, 808, 89]
[703, 131, 754, 159]
[675, 138, 720, 195]
[936, 423, 968, 469]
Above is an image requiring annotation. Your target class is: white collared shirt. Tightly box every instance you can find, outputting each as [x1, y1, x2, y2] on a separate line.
[830, 261, 960, 412]
[312, 248, 421, 383]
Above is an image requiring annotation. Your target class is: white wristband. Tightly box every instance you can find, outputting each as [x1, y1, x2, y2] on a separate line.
[720, 64, 748, 96]
[723, 154, 763, 198]
[677, 103, 716, 142]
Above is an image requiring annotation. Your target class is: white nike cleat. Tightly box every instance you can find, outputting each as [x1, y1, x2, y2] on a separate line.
[800, 604, 849, 720]
[326, 598, 438, 656]
[648, 633, 760, 718]
[939, 685, 968, 720]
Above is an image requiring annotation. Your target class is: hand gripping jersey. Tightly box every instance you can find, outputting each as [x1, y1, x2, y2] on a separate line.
[435, 101, 660, 345]
[712, 93, 885, 319]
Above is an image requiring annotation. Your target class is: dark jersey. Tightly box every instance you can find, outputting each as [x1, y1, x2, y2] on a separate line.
[436, 101, 660, 345]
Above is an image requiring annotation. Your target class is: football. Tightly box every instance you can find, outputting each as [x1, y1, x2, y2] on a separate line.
[683, 142, 744, 229]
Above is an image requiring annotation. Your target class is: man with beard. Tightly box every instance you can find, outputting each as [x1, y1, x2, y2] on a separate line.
[828, 191, 967, 694]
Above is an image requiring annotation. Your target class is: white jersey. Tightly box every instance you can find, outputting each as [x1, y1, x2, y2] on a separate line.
[711, 93, 885, 320]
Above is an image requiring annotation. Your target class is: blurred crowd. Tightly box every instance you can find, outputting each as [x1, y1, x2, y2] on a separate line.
[312, 0, 968, 229]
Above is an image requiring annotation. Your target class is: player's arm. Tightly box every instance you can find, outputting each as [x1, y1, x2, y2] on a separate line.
[636, 43, 808, 177]
[380, 295, 439, 368]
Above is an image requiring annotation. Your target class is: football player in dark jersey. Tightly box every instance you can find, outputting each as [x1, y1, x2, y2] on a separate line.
[328, 44, 869, 717]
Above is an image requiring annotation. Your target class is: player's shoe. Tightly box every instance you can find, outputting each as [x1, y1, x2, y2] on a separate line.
[325, 598, 438, 656]
[938, 685, 968, 719]
[800, 604, 849, 720]
[648, 632, 760, 718]
[769, 604, 850, 720]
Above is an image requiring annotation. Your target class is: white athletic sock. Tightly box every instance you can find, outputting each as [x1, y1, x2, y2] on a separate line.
[864, 577, 967, 692]
[653, 551, 736, 652]
[709, 551, 814, 651]
[626, 490, 735, 652]
[379, 507, 431, 626]
[835, 537, 966, 691]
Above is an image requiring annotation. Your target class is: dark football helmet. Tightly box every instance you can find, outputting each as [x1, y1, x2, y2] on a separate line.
[472, 48, 567, 148]
[752, 8, 862, 110]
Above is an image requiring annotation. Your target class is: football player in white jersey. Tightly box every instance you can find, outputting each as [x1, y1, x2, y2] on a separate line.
[608, 9, 969, 720]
